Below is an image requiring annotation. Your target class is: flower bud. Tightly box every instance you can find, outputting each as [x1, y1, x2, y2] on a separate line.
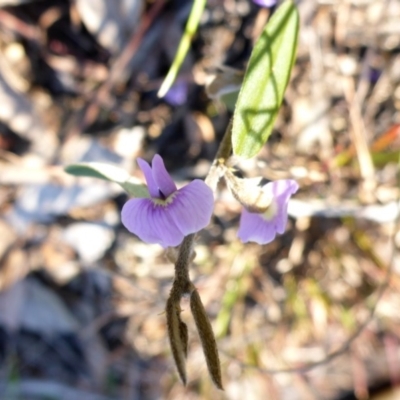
[224, 168, 273, 213]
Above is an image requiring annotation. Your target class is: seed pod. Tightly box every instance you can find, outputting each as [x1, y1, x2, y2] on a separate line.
[190, 289, 223, 390]
[166, 297, 188, 385]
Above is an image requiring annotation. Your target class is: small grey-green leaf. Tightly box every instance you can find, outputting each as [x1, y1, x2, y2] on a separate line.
[119, 182, 149, 198]
[64, 163, 149, 198]
[232, 1, 299, 158]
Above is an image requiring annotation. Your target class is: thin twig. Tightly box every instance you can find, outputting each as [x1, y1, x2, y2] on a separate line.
[167, 118, 233, 387]
[342, 76, 376, 201]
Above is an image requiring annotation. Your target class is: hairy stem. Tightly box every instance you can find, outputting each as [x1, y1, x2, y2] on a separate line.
[174, 119, 233, 285]
[172, 234, 195, 294]
[167, 119, 233, 387]
[205, 118, 233, 189]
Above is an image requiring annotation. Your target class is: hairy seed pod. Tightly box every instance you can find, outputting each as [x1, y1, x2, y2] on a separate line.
[166, 297, 188, 385]
[190, 289, 223, 390]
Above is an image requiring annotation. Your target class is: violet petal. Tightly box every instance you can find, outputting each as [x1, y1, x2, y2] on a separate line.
[252, 0, 277, 8]
[263, 180, 299, 234]
[238, 179, 299, 244]
[238, 209, 277, 244]
[165, 81, 188, 106]
[152, 154, 177, 198]
[121, 198, 184, 247]
[151, 203, 186, 247]
[262, 179, 299, 200]
[137, 158, 159, 198]
[168, 180, 214, 235]
[121, 198, 160, 243]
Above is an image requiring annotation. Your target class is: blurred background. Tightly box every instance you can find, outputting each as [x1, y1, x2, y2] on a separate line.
[0, 0, 399, 398]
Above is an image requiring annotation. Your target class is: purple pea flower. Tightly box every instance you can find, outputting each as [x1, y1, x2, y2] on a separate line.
[164, 81, 188, 106]
[238, 179, 298, 244]
[252, 0, 278, 8]
[121, 154, 214, 248]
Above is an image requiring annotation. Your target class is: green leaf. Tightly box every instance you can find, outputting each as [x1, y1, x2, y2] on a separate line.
[232, 1, 299, 158]
[65, 163, 149, 198]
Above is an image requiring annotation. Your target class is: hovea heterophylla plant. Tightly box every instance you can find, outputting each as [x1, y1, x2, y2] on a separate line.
[65, 0, 299, 389]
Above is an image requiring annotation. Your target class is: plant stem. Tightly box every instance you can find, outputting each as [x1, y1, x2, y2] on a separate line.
[205, 118, 233, 189]
[174, 119, 233, 285]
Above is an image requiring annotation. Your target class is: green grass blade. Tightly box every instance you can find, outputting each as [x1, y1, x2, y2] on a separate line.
[157, 0, 206, 98]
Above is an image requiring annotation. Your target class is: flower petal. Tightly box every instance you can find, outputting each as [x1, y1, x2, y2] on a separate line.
[121, 198, 184, 247]
[238, 209, 277, 244]
[252, 0, 277, 8]
[165, 81, 188, 106]
[137, 158, 159, 198]
[152, 154, 177, 198]
[167, 180, 214, 235]
[151, 205, 186, 247]
[262, 179, 299, 200]
[122, 198, 159, 242]
[238, 179, 299, 244]
[264, 179, 298, 234]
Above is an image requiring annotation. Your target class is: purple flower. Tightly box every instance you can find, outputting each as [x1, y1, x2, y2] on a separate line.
[164, 81, 188, 106]
[121, 154, 214, 248]
[238, 179, 298, 244]
[252, 0, 278, 8]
